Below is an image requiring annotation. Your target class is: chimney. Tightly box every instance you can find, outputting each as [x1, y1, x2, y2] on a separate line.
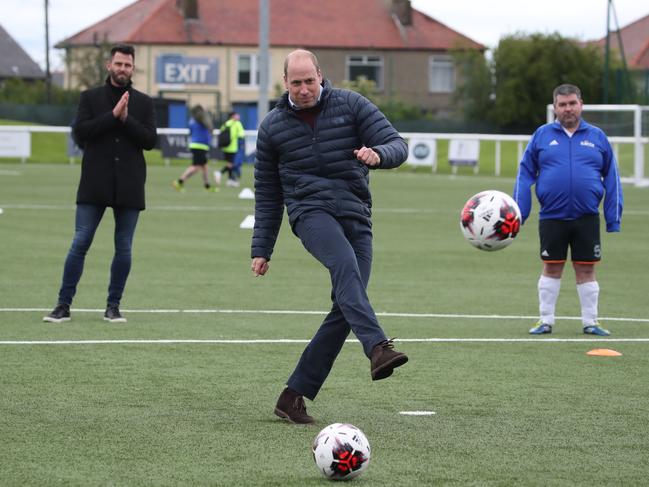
[391, 0, 412, 26]
[177, 0, 198, 19]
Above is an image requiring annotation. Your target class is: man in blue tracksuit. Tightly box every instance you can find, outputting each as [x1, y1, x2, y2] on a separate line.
[513, 84, 623, 336]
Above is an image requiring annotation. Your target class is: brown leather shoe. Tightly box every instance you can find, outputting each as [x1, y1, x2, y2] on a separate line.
[274, 387, 315, 424]
[371, 339, 408, 381]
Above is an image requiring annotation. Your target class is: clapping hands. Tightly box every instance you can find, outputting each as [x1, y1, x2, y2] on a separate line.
[113, 92, 129, 122]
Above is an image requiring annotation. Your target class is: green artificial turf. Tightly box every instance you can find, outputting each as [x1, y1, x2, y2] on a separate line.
[1, 162, 647, 485]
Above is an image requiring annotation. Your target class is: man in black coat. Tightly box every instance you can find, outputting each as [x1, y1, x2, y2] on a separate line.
[251, 49, 409, 424]
[44, 44, 157, 324]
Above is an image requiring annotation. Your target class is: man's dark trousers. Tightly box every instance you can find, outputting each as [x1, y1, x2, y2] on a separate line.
[286, 210, 388, 400]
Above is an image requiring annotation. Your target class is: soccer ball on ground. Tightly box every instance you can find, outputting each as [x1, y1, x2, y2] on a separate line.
[312, 423, 370, 480]
[460, 190, 521, 251]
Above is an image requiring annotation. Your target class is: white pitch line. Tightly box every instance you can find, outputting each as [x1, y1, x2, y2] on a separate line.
[2, 307, 648, 323]
[2, 203, 648, 215]
[1, 338, 648, 345]
[397, 338, 649, 342]
[0, 203, 442, 214]
[0, 204, 251, 212]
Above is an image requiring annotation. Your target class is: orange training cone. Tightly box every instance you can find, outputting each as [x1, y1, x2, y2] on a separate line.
[586, 348, 622, 357]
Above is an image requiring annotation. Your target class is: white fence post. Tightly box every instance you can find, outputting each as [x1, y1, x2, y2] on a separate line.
[495, 140, 501, 176]
[634, 105, 644, 183]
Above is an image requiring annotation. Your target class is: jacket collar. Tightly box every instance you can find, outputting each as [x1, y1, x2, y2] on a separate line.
[552, 119, 591, 133]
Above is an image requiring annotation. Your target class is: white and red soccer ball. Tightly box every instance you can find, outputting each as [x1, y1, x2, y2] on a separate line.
[312, 423, 370, 480]
[460, 190, 522, 251]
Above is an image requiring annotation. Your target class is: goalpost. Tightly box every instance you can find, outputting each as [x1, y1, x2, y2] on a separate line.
[546, 104, 649, 187]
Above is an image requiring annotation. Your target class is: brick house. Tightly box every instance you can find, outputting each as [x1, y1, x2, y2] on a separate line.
[56, 0, 483, 127]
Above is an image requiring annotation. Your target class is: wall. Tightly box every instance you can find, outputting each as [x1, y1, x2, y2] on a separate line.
[62, 44, 462, 117]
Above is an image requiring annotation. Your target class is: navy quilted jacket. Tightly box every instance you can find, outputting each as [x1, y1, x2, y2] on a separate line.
[251, 80, 408, 260]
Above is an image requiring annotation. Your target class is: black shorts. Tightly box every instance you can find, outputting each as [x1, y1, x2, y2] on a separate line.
[538, 215, 601, 263]
[191, 148, 208, 166]
[222, 151, 235, 163]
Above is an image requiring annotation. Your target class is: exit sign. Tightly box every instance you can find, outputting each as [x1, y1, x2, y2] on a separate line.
[156, 54, 219, 85]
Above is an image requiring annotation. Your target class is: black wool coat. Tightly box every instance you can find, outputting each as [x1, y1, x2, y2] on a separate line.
[73, 79, 157, 210]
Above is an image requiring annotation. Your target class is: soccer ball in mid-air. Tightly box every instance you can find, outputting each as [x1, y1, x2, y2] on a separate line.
[460, 190, 521, 251]
[312, 423, 370, 480]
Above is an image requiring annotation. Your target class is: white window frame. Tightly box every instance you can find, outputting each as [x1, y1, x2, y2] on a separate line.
[346, 54, 384, 90]
[428, 55, 455, 93]
[237, 53, 260, 88]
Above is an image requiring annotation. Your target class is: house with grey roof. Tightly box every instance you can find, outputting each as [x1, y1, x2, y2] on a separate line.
[0, 24, 45, 81]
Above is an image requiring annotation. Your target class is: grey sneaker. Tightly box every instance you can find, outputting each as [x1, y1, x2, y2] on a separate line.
[274, 387, 315, 424]
[43, 304, 70, 323]
[104, 305, 127, 323]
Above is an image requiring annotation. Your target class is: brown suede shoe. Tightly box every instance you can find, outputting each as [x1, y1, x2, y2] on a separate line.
[370, 339, 408, 380]
[274, 387, 315, 424]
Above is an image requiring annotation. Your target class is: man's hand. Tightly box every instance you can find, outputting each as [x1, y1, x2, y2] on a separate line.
[120, 98, 128, 122]
[113, 92, 129, 122]
[354, 146, 380, 167]
[251, 257, 269, 276]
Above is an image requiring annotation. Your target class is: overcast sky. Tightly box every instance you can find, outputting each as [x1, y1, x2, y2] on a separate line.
[3, 0, 648, 70]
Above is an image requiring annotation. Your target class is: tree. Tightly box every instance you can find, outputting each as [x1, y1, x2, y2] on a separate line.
[0, 78, 79, 105]
[452, 48, 493, 123]
[341, 76, 426, 121]
[64, 40, 112, 90]
[492, 33, 607, 130]
[454, 33, 629, 131]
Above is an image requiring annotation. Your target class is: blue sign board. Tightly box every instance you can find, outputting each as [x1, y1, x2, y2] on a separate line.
[156, 55, 219, 84]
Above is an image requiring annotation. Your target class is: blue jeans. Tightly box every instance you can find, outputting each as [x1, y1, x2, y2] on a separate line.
[286, 211, 387, 400]
[57, 204, 140, 307]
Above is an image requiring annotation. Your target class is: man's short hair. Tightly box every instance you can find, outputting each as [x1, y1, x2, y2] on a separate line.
[283, 49, 321, 78]
[553, 84, 581, 103]
[111, 44, 135, 61]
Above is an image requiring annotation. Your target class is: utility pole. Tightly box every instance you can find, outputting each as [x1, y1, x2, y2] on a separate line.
[257, 0, 270, 127]
[44, 0, 52, 103]
[603, 0, 632, 103]
[603, 0, 611, 103]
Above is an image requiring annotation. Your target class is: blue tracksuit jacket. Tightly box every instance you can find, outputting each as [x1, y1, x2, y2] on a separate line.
[188, 118, 211, 149]
[513, 120, 623, 232]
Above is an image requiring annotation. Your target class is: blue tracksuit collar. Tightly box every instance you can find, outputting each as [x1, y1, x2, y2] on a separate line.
[552, 119, 591, 133]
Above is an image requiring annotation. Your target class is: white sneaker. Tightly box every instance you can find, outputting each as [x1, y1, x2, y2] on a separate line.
[226, 179, 240, 187]
[213, 170, 222, 186]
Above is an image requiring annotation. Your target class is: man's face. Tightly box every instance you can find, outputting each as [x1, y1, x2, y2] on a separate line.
[107, 51, 134, 87]
[284, 57, 322, 109]
[553, 93, 583, 130]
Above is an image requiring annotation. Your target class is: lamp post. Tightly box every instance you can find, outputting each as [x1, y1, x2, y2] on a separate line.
[44, 0, 52, 103]
[257, 0, 270, 127]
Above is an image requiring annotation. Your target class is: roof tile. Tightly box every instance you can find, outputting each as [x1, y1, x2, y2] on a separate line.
[57, 0, 483, 50]
[593, 13, 649, 68]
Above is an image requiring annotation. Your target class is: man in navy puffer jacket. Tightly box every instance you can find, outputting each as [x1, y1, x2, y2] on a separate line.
[513, 84, 623, 337]
[251, 49, 409, 424]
